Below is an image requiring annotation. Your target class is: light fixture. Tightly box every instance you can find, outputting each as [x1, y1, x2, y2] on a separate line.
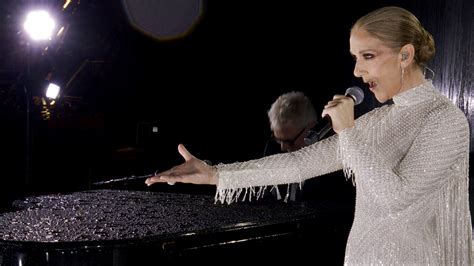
[20, 6, 62, 194]
[23, 10, 56, 41]
[45, 82, 60, 99]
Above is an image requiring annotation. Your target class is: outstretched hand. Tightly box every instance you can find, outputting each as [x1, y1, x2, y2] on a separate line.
[145, 144, 218, 186]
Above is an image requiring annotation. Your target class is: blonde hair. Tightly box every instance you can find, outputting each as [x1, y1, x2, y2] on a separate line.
[352, 6, 435, 66]
[267, 91, 317, 131]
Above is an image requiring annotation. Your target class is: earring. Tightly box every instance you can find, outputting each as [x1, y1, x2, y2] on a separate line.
[401, 67, 405, 85]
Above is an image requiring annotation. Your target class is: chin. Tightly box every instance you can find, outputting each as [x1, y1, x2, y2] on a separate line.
[376, 98, 390, 103]
[374, 93, 389, 103]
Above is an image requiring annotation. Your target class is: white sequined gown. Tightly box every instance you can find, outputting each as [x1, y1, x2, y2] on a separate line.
[215, 81, 472, 265]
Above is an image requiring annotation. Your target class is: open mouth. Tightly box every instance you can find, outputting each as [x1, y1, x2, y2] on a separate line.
[368, 81, 376, 90]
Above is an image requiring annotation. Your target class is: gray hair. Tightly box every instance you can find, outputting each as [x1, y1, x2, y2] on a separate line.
[267, 91, 317, 131]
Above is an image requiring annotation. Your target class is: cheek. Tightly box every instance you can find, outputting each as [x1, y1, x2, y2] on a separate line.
[381, 69, 400, 94]
[372, 63, 390, 78]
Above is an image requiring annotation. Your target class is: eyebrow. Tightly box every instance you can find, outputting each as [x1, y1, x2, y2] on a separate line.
[349, 49, 377, 58]
[353, 49, 375, 55]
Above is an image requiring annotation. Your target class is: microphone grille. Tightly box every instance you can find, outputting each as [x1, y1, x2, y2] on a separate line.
[345, 86, 364, 105]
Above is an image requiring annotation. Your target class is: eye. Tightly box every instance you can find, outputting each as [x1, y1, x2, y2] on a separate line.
[362, 53, 374, 60]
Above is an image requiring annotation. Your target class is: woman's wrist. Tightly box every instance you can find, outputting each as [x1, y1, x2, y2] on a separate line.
[203, 159, 218, 185]
[210, 165, 219, 185]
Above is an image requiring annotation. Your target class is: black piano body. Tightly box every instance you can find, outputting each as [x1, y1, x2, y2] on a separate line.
[0, 190, 353, 265]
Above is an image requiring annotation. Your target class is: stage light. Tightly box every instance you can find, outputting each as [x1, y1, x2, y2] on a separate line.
[20, 6, 62, 192]
[23, 10, 56, 41]
[46, 83, 60, 99]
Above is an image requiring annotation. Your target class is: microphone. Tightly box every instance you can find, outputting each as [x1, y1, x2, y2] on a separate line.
[304, 86, 364, 144]
[345, 86, 364, 105]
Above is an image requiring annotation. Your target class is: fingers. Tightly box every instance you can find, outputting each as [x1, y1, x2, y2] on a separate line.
[322, 100, 341, 118]
[324, 100, 341, 109]
[321, 94, 355, 134]
[178, 144, 194, 162]
[145, 176, 165, 186]
[152, 166, 186, 180]
[145, 163, 194, 186]
[324, 95, 349, 108]
[321, 109, 329, 119]
[322, 95, 343, 110]
[145, 165, 180, 186]
[323, 96, 354, 113]
[321, 95, 354, 118]
[145, 173, 184, 186]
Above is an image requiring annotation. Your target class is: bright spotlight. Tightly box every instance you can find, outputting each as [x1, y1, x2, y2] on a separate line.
[23, 10, 56, 41]
[45, 83, 60, 99]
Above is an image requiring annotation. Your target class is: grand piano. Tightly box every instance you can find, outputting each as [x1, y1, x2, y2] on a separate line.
[0, 189, 353, 265]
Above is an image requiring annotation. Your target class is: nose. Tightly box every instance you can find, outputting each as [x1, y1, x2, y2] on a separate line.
[353, 61, 364, 78]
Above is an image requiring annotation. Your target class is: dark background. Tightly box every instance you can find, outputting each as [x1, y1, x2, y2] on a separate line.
[0, 0, 471, 210]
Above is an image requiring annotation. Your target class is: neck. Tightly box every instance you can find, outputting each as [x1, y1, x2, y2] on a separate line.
[399, 66, 426, 93]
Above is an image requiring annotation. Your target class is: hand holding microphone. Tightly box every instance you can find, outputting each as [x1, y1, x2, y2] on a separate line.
[320, 86, 364, 135]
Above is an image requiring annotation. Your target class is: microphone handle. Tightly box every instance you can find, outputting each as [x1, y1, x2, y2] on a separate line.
[317, 121, 332, 141]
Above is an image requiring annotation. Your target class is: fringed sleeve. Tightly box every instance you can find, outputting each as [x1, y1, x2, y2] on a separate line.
[436, 155, 472, 265]
[214, 135, 343, 204]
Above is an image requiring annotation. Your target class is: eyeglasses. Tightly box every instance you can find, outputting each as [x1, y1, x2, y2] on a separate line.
[271, 127, 306, 147]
